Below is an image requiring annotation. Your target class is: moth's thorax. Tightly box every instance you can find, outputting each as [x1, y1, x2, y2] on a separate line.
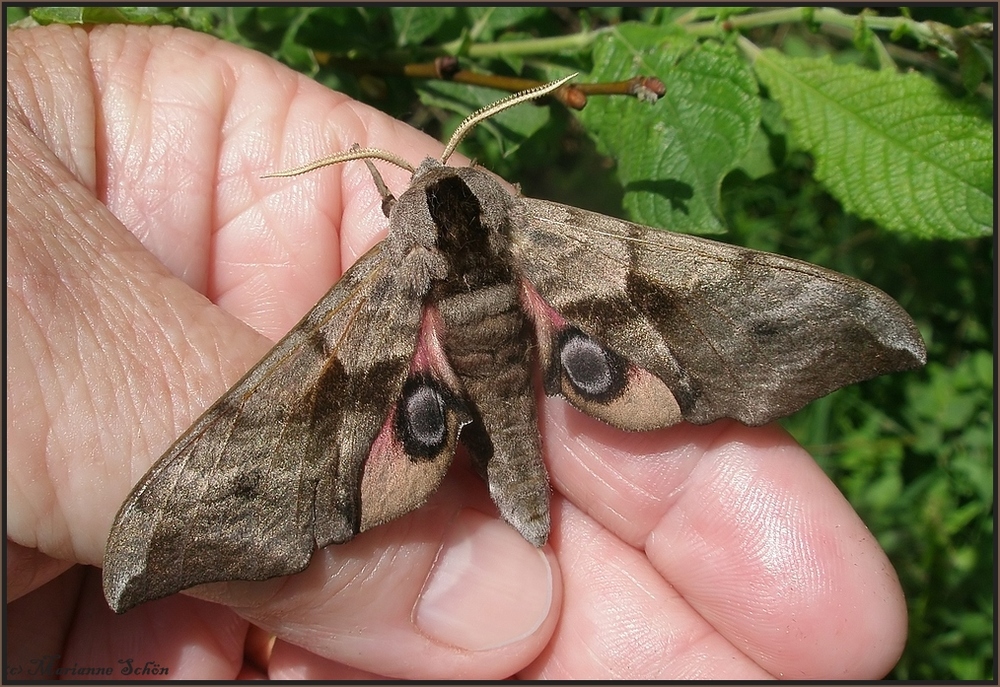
[387, 160, 522, 300]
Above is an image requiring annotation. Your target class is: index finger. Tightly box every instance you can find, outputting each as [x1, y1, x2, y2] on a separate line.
[542, 403, 908, 678]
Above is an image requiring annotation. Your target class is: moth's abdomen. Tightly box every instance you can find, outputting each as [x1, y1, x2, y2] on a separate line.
[434, 284, 534, 423]
[434, 283, 551, 547]
[435, 285, 529, 375]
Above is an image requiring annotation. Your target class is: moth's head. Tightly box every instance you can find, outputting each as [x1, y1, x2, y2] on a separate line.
[412, 157, 445, 180]
[392, 159, 516, 244]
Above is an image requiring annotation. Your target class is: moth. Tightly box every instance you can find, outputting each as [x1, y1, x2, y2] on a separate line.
[103, 76, 926, 613]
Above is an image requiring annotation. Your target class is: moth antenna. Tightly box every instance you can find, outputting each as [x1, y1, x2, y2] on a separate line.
[440, 73, 577, 165]
[261, 147, 416, 179]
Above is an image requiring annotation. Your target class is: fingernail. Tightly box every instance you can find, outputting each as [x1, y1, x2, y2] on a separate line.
[414, 509, 552, 650]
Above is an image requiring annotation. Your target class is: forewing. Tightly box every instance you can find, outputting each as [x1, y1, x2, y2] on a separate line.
[103, 242, 424, 613]
[514, 198, 925, 428]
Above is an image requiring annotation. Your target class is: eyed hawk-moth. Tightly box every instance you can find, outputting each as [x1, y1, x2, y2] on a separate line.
[102, 76, 925, 613]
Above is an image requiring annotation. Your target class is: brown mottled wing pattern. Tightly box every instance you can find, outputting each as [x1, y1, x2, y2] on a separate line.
[514, 198, 926, 427]
[103, 242, 424, 613]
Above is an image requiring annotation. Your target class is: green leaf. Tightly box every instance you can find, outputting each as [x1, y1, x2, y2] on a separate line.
[271, 7, 320, 75]
[735, 125, 778, 180]
[296, 8, 380, 60]
[752, 50, 993, 239]
[30, 6, 176, 26]
[390, 7, 454, 47]
[955, 32, 991, 93]
[579, 24, 760, 234]
[466, 6, 546, 41]
[6, 7, 31, 26]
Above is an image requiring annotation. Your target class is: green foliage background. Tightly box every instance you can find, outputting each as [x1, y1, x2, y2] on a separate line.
[9, 5, 994, 680]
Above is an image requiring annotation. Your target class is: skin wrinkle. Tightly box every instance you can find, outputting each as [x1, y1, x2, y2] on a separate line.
[551, 412, 705, 553]
[45, 274, 117, 561]
[110, 65, 152, 207]
[634, 441, 705, 539]
[271, 95, 363, 183]
[134, 339, 179, 450]
[13, 33, 89, 184]
[78, 243, 172, 452]
[685, 454, 842, 665]
[7, 248, 60, 551]
[716, 452, 831, 609]
[229, 186, 299, 304]
[261, 534, 392, 622]
[592, 563, 674, 673]
[606, 603, 671, 672]
[259, 75, 316, 168]
[713, 458, 795, 586]
[147, 304, 194, 441]
[608, 440, 677, 503]
[98, 29, 218, 289]
[566, 519, 708, 679]
[582, 442, 664, 533]
[215, 98, 379, 335]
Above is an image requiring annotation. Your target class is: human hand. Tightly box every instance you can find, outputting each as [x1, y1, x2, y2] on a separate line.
[6, 24, 907, 679]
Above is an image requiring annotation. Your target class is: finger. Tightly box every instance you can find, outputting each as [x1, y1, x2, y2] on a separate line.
[87, 23, 445, 340]
[6, 541, 76, 602]
[5, 566, 88, 680]
[7, 88, 269, 566]
[213, 472, 558, 678]
[543, 402, 907, 678]
[644, 425, 907, 679]
[267, 640, 386, 679]
[520, 496, 772, 679]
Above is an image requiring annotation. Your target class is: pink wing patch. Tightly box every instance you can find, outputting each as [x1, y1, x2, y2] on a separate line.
[358, 307, 471, 532]
[520, 280, 682, 431]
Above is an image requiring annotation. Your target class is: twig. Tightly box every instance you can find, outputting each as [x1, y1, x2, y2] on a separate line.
[319, 54, 665, 110]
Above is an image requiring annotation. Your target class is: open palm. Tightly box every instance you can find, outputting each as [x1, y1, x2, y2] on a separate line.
[6, 24, 906, 679]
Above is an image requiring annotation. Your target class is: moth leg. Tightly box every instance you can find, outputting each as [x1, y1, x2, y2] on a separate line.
[353, 143, 397, 217]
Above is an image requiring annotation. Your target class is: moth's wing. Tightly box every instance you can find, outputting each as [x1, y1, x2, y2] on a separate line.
[514, 198, 926, 428]
[103, 243, 467, 613]
[355, 307, 472, 535]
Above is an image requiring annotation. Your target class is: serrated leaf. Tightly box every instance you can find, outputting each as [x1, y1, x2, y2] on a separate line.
[752, 50, 993, 239]
[578, 24, 760, 235]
